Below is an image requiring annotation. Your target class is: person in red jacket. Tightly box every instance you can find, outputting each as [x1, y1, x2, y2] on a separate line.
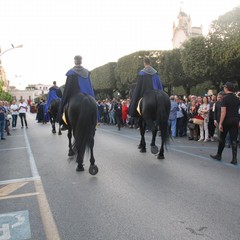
[121, 100, 128, 127]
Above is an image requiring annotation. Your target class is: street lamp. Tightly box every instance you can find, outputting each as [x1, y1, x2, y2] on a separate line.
[0, 44, 23, 92]
[0, 44, 23, 57]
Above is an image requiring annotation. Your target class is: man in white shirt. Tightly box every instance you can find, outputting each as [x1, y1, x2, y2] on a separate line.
[18, 99, 28, 128]
[10, 100, 19, 129]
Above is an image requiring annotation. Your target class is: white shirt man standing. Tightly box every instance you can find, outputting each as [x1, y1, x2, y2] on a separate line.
[10, 100, 19, 129]
[18, 99, 28, 128]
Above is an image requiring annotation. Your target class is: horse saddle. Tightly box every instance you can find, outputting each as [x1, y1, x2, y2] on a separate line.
[137, 98, 142, 116]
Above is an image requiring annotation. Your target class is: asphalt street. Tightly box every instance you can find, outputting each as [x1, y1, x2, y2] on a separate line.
[0, 112, 240, 240]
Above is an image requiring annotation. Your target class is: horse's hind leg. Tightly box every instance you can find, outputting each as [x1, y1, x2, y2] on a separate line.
[76, 155, 85, 172]
[145, 120, 159, 154]
[68, 128, 74, 156]
[158, 125, 168, 159]
[76, 148, 85, 172]
[138, 118, 146, 152]
[49, 114, 56, 134]
[151, 128, 159, 155]
[88, 138, 98, 175]
[58, 123, 62, 135]
[52, 120, 56, 134]
[158, 141, 165, 159]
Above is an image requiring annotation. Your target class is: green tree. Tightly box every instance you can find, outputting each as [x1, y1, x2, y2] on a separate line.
[159, 49, 191, 95]
[207, 7, 240, 89]
[114, 50, 163, 98]
[91, 62, 117, 99]
[180, 36, 209, 94]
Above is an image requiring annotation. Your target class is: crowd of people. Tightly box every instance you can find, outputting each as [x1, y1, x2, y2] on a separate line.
[2, 55, 239, 166]
[0, 99, 28, 140]
[95, 89, 239, 145]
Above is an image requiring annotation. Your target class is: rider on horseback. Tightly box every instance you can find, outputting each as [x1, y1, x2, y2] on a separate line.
[46, 81, 62, 108]
[44, 81, 62, 122]
[60, 55, 95, 130]
[128, 57, 164, 117]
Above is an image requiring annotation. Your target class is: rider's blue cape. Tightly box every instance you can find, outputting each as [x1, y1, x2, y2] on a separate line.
[60, 67, 95, 117]
[139, 71, 163, 90]
[66, 69, 95, 98]
[44, 89, 61, 114]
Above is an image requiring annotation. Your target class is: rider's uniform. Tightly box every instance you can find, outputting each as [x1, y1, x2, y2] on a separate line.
[128, 66, 163, 117]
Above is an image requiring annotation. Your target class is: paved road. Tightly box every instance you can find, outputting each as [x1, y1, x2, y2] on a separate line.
[0, 112, 240, 240]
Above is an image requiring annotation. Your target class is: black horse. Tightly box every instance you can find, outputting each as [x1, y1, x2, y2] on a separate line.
[136, 90, 170, 159]
[48, 99, 62, 135]
[65, 93, 98, 175]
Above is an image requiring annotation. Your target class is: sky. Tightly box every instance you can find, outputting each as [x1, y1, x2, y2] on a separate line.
[0, 0, 239, 90]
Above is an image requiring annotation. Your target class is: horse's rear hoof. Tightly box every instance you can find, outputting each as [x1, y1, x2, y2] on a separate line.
[58, 132, 62, 135]
[89, 165, 98, 175]
[157, 155, 165, 160]
[52, 130, 56, 134]
[140, 148, 146, 153]
[76, 165, 85, 172]
[68, 149, 75, 156]
[151, 146, 158, 154]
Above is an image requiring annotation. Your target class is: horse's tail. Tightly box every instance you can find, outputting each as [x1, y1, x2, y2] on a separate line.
[156, 91, 170, 147]
[69, 94, 97, 161]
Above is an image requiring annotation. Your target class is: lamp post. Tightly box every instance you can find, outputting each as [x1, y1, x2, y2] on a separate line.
[0, 44, 23, 92]
[0, 44, 23, 57]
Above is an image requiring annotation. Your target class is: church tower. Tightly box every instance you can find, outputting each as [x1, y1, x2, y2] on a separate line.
[172, 2, 203, 48]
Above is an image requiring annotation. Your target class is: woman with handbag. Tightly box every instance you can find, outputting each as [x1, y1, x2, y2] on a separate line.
[198, 96, 210, 142]
[187, 99, 198, 140]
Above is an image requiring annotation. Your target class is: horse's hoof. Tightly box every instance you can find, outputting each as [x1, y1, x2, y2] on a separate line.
[157, 155, 165, 160]
[140, 148, 146, 153]
[52, 130, 56, 134]
[58, 132, 62, 135]
[76, 165, 84, 172]
[151, 146, 158, 154]
[89, 165, 98, 175]
[68, 149, 75, 156]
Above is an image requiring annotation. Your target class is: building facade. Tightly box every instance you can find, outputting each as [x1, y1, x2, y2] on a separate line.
[9, 83, 52, 104]
[0, 65, 9, 92]
[172, 10, 203, 49]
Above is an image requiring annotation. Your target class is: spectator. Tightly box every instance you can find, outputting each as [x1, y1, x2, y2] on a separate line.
[198, 96, 210, 142]
[19, 99, 28, 128]
[3, 101, 11, 136]
[36, 99, 46, 123]
[108, 98, 116, 125]
[210, 82, 240, 165]
[176, 96, 187, 137]
[0, 100, 6, 140]
[208, 95, 217, 141]
[102, 100, 109, 125]
[122, 100, 128, 127]
[10, 100, 19, 129]
[115, 100, 122, 131]
[168, 95, 178, 138]
[214, 92, 224, 140]
[187, 99, 198, 140]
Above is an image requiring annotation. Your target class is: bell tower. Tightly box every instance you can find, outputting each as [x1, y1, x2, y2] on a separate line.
[172, 1, 202, 48]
